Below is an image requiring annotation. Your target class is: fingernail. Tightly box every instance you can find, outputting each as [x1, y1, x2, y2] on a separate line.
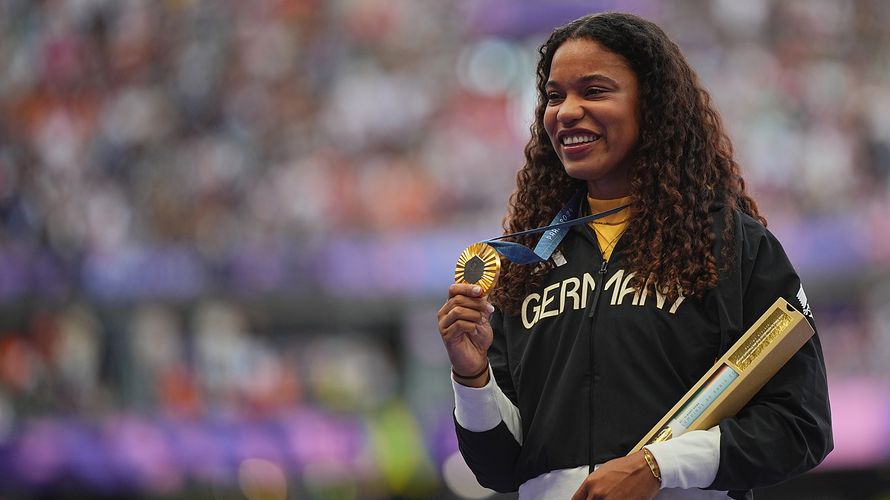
[486, 303, 495, 313]
[473, 286, 482, 295]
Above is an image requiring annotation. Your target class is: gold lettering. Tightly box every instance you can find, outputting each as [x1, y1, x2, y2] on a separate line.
[519, 270, 685, 328]
[561, 277, 581, 313]
[581, 272, 597, 307]
[654, 289, 667, 309]
[616, 271, 637, 306]
[521, 293, 541, 329]
[636, 275, 652, 306]
[605, 269, 625, 305]
[540, 283, 560, 319]
[635, 274, 656, 306]
[669, 291, 686, 314]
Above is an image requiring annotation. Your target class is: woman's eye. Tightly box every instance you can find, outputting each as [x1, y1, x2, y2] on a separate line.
[546, 92, 563, 102]
[585, 87, 605, 97]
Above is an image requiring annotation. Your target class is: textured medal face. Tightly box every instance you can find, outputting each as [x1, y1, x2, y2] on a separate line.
[454, 242, 501, 295]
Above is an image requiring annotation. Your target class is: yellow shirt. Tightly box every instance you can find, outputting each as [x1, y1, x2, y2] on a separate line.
[586, 194, 631, 261]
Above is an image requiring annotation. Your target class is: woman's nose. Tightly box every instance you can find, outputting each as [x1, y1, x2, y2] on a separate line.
[556, 97, 584, 124]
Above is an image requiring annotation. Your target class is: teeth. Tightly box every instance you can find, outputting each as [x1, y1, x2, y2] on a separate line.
[562, 134, 597, 146]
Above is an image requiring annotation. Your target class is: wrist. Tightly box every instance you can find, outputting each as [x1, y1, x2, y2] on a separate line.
[641, 447, 662, 487]
[452, 362, 489, 388]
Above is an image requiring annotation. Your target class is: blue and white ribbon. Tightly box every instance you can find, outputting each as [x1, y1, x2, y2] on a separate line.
[485, 189, 629, 265]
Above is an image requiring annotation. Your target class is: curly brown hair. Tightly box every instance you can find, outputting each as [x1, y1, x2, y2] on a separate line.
[490, 12, 766, 314]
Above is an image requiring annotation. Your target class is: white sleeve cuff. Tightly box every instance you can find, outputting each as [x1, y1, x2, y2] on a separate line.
[645, 426, 721, 490]
[452, 366, 501, 432]
[452, 365, 523, 444]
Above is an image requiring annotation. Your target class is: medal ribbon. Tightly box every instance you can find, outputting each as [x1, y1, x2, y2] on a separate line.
[485, 189, 630, 265]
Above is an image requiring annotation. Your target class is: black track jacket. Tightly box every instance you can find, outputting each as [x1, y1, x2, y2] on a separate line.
[455, 206, 833, 499]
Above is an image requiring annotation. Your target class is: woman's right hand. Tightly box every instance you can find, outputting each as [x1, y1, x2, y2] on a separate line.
[437, 283, 495, 387]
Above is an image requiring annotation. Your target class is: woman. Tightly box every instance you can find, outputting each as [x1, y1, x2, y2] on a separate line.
[437, 12, 832, 500]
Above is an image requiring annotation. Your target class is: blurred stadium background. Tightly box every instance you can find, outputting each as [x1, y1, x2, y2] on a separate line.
[0, 0, 889, 498]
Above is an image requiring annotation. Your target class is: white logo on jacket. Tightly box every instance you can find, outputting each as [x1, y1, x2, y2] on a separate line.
[797, 285, 813, 319]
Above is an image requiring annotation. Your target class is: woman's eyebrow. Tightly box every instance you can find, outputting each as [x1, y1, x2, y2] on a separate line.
[578, 73, 619, 86]
[546, 73, 619, 89]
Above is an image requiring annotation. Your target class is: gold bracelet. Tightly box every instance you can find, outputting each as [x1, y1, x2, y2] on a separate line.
[642, 447, 662, 484]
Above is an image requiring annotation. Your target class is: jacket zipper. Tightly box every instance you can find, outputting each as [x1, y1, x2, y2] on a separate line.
[588, 258, 608, 473]
[588, 260, 608, 318]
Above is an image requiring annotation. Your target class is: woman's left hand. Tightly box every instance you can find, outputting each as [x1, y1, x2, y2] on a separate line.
[570, 451, 660, 500]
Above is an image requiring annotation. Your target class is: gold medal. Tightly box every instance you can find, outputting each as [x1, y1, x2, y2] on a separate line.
[454, 242, 501, 295]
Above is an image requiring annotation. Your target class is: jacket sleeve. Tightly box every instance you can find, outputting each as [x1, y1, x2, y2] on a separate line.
[709, 222, 833, 491]
[454, 308, 524, 492]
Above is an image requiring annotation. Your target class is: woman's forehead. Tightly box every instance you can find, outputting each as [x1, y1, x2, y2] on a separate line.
[548, 39, 636, 84]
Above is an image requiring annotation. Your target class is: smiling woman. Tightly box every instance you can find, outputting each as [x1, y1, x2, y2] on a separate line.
[543, 38, 640, 199]
[436, 11, 832, 500]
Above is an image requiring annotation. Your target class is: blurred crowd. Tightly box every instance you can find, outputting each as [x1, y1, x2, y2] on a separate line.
[1, 0, 888, 258]
[0, 0, 514, 262]
[0, 301, 438, 497]
[1, 0, 890, 298]
[1, 0, 889, 497]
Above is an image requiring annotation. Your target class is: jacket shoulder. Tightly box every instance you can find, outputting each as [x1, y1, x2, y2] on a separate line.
[711, 208, 778, 257]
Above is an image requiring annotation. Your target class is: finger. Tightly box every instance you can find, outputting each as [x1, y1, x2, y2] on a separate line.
[438, 296, 482, 323]
[448, 294, 495, 315]
[471, 323, 493, 343]
[448, 283, 483, 299]
[438, 310, 474, 339]
[439, 299, 491, 328]
[442, 305, 486, 330]
[570, 482, 587, 500]
[438, 296, 484, 325]
[450, 306, 483, 327]
[442, 320, 484, 342]
[439, 295, 494, 324]
[460, 295, 496, 318]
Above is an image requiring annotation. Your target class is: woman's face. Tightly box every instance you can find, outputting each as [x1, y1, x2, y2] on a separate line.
[543, 38, 641, 199]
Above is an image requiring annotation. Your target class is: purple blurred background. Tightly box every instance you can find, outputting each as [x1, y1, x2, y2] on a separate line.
[0, 0, 888, 498]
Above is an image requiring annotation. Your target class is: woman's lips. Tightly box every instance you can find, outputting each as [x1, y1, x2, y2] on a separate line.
[561, 137, 599, 157]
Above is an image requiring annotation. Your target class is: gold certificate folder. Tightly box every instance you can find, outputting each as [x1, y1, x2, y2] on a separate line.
[629, 297, 815, 454]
